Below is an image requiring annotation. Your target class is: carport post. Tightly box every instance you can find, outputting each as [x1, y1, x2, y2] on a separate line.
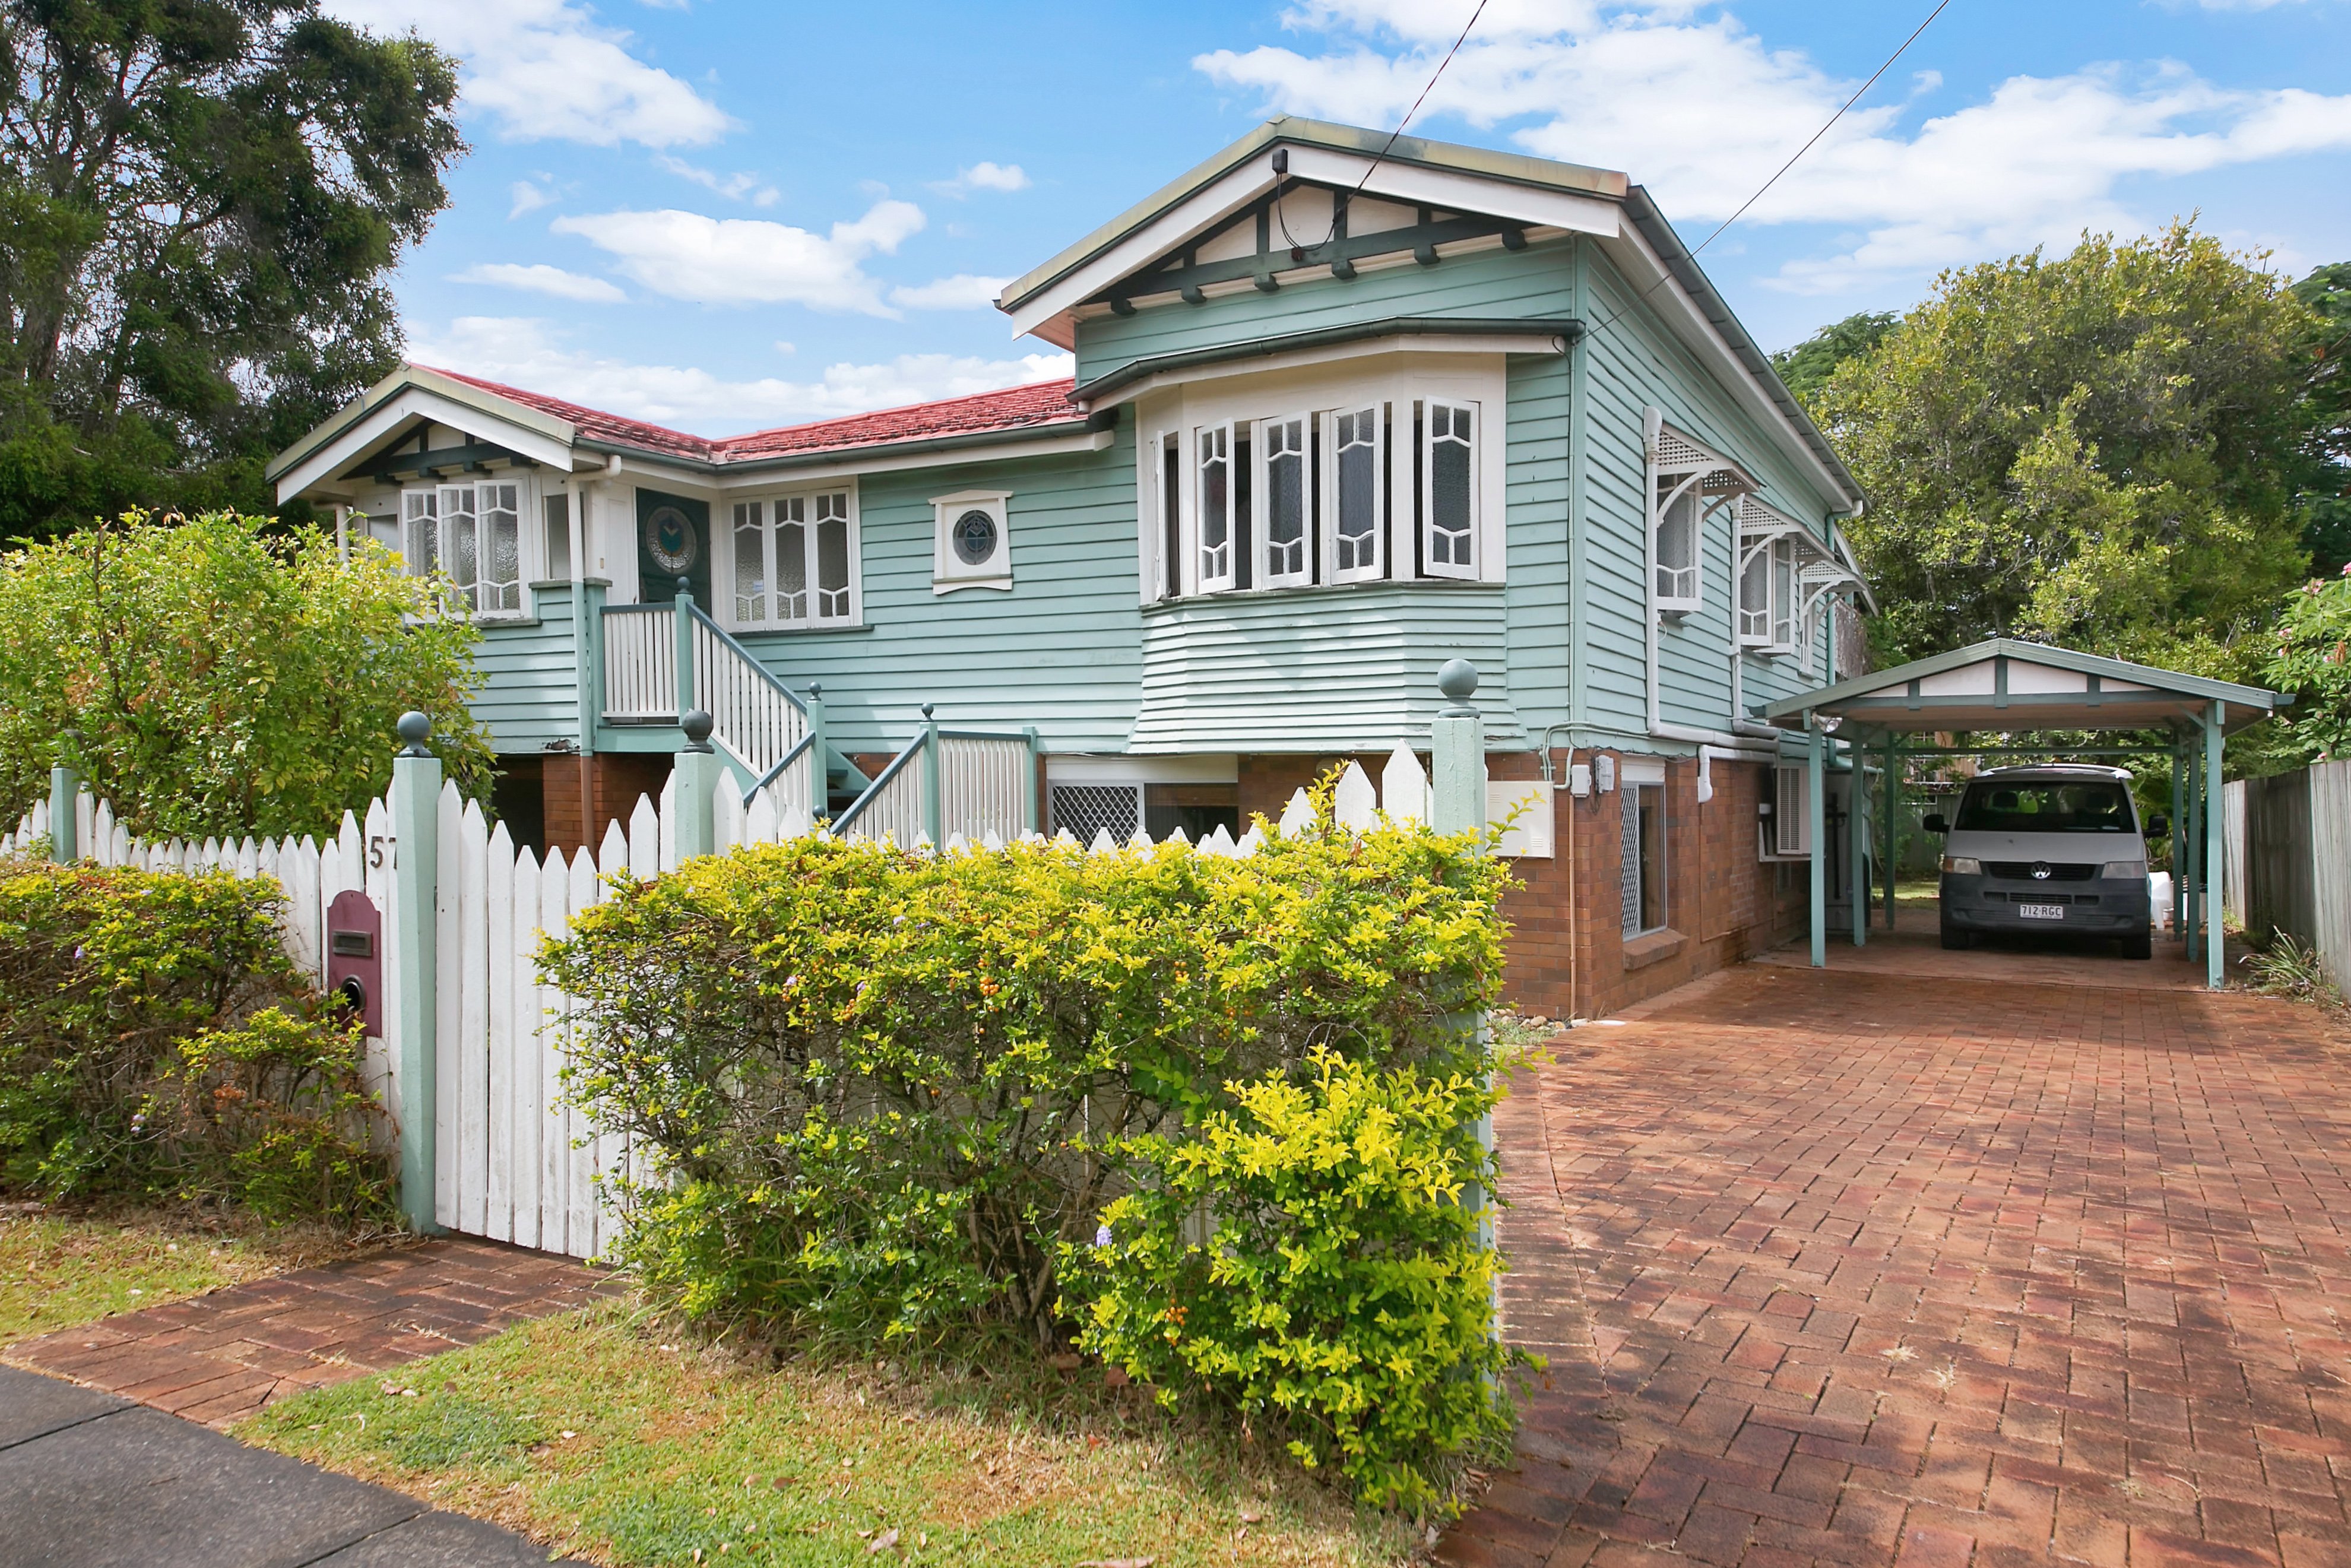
[1882, 733, 1899, 931]
[2204, 701, 2226, 990]
[2184, 728, 2203, 967]
[2169, 743, 2186, 944]
[1808, 718, 1827, 968]
[1849, 738, 1868, 948]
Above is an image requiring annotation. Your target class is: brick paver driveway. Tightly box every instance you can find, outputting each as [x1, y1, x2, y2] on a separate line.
[1446, 961, 2351, 1568]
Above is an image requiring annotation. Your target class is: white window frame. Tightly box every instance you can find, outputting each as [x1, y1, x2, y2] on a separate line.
[1652, 473, 1703, 614]
[1254, 411, 1313, 589]
[1196, 421, 1238, 593]
[1419, 394, 1481, 581]
[1738, 500, 1804, 654]
[1322, 399, 1385, 585]
[723, 483, 862, 633]
[400, 476, 531, 620]
[930, 488, 1013, 594]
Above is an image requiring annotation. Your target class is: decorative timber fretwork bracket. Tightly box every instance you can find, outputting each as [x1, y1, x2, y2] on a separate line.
[1087, 179, 1532, 315]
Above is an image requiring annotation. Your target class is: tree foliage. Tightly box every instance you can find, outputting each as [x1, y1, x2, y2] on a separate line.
[2291, 262, 2351, 576]
[0, 2, 462, 540]
[1769, 310, 1896, 410]
[2266, 567, 2351, 765]
[0, 510, 493, 840]
[1813, 224, 2321, 678]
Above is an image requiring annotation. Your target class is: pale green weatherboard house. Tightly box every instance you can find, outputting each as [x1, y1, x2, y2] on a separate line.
[270, 118, 1872, 1016]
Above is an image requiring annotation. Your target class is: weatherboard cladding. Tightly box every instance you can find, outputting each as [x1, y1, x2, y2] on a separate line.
[1571, 246, 1848, 740]
[1126, 585, 1525, 753]
[721, 441, 1147, 756]
[471, 586, 582, 750]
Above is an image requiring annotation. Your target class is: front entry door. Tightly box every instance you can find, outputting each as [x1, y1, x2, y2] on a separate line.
[636, 489, 712, 610]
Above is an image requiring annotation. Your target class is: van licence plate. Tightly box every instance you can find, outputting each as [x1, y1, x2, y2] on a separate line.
[2017, 904, 2064, 920]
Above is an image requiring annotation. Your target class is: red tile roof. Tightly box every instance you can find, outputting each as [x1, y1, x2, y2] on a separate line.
[416, 365, 1083, 467]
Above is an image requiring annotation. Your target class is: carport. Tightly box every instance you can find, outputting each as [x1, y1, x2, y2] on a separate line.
[1759, 638, 2285, 990]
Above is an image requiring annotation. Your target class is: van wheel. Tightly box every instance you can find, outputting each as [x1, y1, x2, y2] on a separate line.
[2122, 931, 2152, 961]
[1941, 924, 1973, 951]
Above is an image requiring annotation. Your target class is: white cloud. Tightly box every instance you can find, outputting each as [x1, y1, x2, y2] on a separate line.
[933, 160, 1032, 195]
[552, 200, 927, 313]
[888, 273, 1010, 311]
[327, 0, 733, 147]
[508, 179, 555, 219]
[1195, 3, 2351, 292]
[452, 262, 626, 303]
[654, 154, 780, 206]
[407, 315, 1073, 434]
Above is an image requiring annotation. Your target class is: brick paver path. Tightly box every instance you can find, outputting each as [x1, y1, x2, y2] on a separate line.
[5, 1237, 619, 1428]
[1446, 964, 2351, 1568]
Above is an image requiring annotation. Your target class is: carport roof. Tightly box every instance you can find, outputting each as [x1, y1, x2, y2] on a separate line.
[1757, 638, 2285, 737]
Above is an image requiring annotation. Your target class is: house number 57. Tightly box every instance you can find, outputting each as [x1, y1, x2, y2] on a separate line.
[369, 834, 395, 871]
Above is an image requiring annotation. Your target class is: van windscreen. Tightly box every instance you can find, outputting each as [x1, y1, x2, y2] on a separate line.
[1954, 780, 2134, 833]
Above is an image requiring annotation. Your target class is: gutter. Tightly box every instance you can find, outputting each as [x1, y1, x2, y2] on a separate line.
[1069, 316, 1585, 407]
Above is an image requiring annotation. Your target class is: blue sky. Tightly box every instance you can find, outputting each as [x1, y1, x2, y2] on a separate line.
[329, 0, 2351, 436]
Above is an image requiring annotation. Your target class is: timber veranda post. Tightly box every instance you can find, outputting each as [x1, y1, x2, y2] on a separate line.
[389, 712, 442, 1235]
[2204, 701, 2226, 992]
[1427, 660, 1497, 1294]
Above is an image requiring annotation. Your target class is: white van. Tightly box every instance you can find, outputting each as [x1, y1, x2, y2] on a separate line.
[1922, 764, 2166, 959]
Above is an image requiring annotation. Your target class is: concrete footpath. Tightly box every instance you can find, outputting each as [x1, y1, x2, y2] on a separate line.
[0, 1364, 575, 1566]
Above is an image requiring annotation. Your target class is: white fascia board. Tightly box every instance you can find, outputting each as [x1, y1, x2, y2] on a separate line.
[705, 427, 1112, 492]
[1083, 333, 1568, 410]
[1007, 161, 1276, 341]
[1008, 149, 1620, 345]
[274, 386, 577, 503]
[1282, 146, 1620, 238]
[1596, 219, 1855, 517]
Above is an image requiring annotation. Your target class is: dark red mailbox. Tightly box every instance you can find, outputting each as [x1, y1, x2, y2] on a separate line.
[326, 889, 383, 1037]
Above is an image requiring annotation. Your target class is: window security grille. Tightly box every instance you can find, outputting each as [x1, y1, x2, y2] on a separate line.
[1620, 786, 1643, 937]
[1050, 784, 1141, 845]
[1772, 764, 1812, 857]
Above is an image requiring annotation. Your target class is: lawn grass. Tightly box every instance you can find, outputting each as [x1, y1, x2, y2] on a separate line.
[0, 1209, 337, 1343]
[243, 1306, 1424, 1567]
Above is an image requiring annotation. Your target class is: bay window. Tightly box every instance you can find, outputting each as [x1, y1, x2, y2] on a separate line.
[1158, 378, 1489, 600]
[403, 480, 524, 617]
[731, 489, 857, 629]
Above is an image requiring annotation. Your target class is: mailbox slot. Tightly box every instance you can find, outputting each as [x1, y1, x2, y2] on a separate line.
[325, 889, 384, 1037]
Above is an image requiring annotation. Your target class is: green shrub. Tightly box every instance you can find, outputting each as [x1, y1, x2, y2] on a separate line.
[1067, 1048, 1514, 1513]
[544, 801, 1519, 1506]
[0, 856, 395, 1225]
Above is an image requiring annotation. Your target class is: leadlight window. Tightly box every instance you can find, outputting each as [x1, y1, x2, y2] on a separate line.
[1422, 400, 1476, 579]
[731, 491, 855, 628]
[1198, 423, 1235, 591]
[1329, 404, 1382, 583]
[403, 480, 522, 616]
[1259, 414, 1310, 587]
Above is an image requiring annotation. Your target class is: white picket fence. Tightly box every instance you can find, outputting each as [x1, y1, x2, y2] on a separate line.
[6, 742, 1467, 1260]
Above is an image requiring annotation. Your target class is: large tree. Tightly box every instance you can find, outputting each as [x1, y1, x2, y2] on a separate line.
[1810, 224, 2323, 680]
[0, 2, 462, 540]
[2290, 262, 2350, 575]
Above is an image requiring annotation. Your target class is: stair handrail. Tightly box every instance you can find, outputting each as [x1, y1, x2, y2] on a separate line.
[682, 600, 809, 718]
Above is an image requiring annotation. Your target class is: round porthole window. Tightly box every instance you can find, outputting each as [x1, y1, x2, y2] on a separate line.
[952, 508, 999, 566]
[643, 505, 698, 574]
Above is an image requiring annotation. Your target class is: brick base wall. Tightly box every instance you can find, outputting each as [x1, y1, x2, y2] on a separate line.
[541, 752, 673, 857]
